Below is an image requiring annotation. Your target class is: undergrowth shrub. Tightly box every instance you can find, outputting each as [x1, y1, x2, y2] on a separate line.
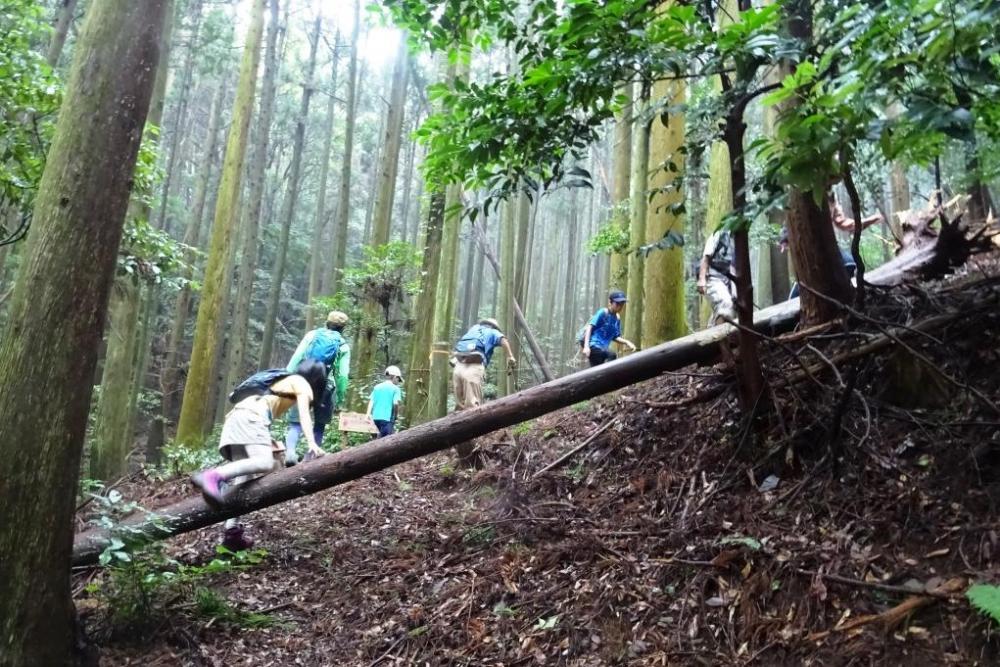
[86, 544, 275, 639]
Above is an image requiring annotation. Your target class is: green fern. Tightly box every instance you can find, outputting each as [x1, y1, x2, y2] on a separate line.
[966, 584, 1000, 624]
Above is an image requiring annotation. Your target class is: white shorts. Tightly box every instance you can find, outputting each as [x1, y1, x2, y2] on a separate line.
[706, 274, 734, 324]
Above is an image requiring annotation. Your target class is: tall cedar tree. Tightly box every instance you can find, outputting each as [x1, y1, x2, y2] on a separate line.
[352, 35, 410, 391]
[224, 0, 283, 399]
[176, 0, 265, 444]
[781, 0, 853, 323]
[0, 1, 168, 662]
[641, 78, 687, 346]
[91, 3, 178, 480]
[330, 0, 361, 294]
[259, 15, 321, 366]
[609, 83, 632, 290]
[305, 35, 341, 330]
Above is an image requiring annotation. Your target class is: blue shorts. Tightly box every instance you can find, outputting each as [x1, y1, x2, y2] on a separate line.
[374, 420, 395, 438]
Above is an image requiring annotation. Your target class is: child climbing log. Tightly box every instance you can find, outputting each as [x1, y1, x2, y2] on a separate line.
[72, 221, 986, 566]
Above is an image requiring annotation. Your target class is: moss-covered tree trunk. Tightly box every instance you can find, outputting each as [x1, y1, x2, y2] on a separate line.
[0, 1, 167, 662]
[353, 35, 409, 392]
[223, 0, 282, 401]
[90, 282, 140, 480]
[404, 190, 445, 425]
[330, 0, 361, 294]
[305, 37, 341, 331]
[624, 90, 650, 343]
[561, 190, 580, 370]
[609, 84, 632, 290]
[259, 16, 320, 367]
[176, 0, 265, 445]
[498, 200, 517, 396]
[641, 80, 687, 346]
[161, 80, 226, 429]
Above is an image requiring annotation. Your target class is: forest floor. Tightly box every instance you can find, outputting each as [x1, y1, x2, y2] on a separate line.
[77, 259, 1000, 666]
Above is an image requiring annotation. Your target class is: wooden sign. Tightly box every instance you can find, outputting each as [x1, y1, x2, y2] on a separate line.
[338, 411, 378, 434]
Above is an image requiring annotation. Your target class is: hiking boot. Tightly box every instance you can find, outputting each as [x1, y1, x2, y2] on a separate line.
[191, 469, 226, 506]
[221, 525, 254, 551]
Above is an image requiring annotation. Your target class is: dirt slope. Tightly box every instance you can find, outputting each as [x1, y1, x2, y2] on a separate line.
[79, 270, 1000, 666]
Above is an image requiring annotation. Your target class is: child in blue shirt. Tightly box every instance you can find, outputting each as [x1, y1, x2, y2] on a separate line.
[581, 290, 636, 366]
[367, 365, 403, 438]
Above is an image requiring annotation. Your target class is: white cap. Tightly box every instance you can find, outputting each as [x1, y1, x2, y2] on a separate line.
[385, 365, 403, 379]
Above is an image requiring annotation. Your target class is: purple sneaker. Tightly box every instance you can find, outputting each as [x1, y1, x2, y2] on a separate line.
[221, 525, 254, 551]
[191, 469, 226, 506]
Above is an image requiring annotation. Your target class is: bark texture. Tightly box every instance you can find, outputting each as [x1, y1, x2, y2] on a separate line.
[624, 96, 650, 340]
[223, 0, 282, 400]
[259, 15, 320, 367]
[0, 1, 167, 662]
[641, 80, 687, 346]
[353, 35, 410, 389]
[305, 35, 340, 331]
[176, 0, 265, 444]
[609, 84, 632, 290]
[330, 0, 361, 294]
[403, 190, 446, 425]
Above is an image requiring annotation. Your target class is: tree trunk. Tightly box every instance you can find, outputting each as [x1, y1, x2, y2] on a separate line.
[702, 135, 733, 327]
[641, 79, 687, 346]
[46, 0, 80, 67]
[498, 200, 517, 395]
[624, 91, 650, 344]
[92, 1, 178, 472]
[609, 84, 632, 290]
[155, 0, 205, 231]
[724, 105, 765, 409]
[782, 0, 853, 324]
[259, 16, 321, 367]
[762, 64, 791, 301]
[460, 231, 478, 328]
[404, 190, 446, 425]
[161, 80, 226, 428]
[330, 0, 361, 294]
[305, 35, 341, 331]
[222, 0, 283, 403]
[176, 0, 265, 445]
[0, 1, 167, 662]
[353, 35, 410, 391]
[90, 282, 140, 480]
[562, 190, 580, 371]
[397, 124, 418, 242]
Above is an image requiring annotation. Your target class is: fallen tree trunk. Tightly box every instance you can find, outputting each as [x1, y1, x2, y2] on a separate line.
[71, 233, 982, 565]
[72, 299, 800, 565]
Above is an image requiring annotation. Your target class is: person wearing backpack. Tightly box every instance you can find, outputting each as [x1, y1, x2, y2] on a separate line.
[452, 318, 516, 410]
[283, 310, 351, 464]
[580, 290, 636, 367]
[191, 360, 328, 550]
[697, 229, 736, 325]
[367, 365, 403, 438]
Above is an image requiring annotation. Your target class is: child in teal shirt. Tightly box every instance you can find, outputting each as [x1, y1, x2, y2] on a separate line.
[367, 366, 403, 438]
